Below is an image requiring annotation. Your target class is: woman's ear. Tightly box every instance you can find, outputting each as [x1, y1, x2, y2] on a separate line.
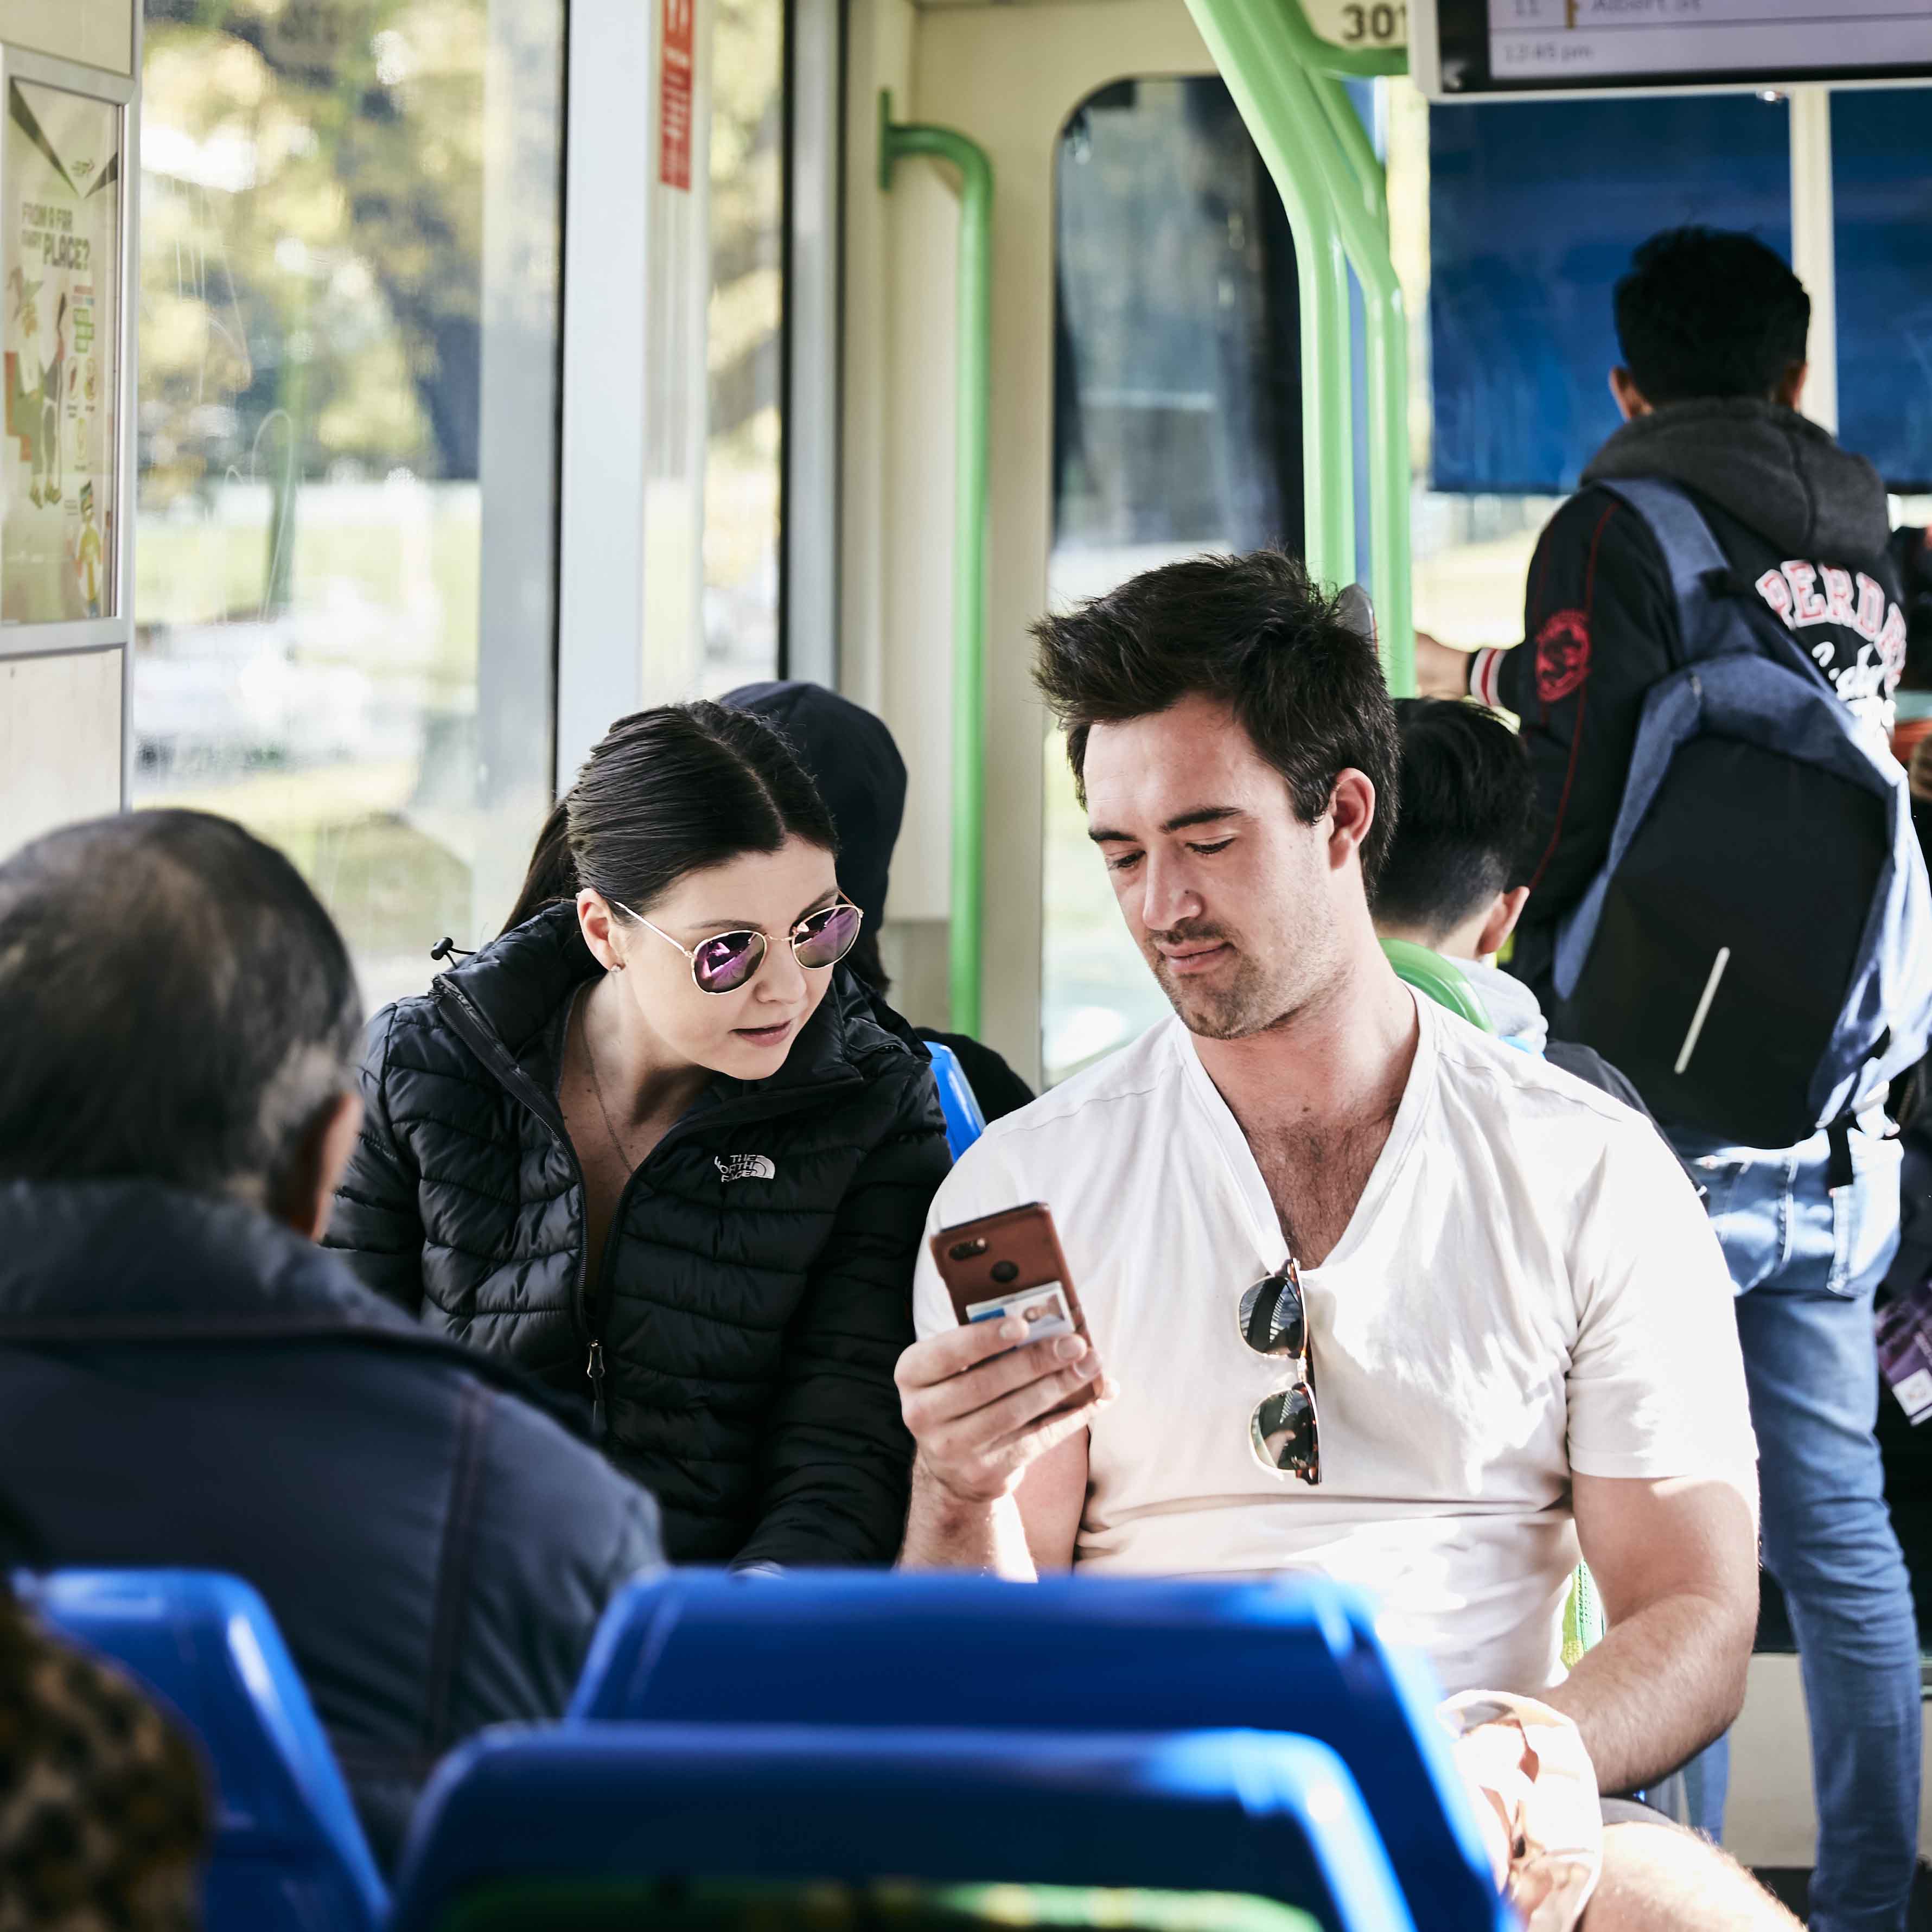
[1475, 886, 1531, 961]
[577, 890, 626, 972]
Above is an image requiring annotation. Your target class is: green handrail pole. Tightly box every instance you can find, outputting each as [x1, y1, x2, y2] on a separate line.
[880, 92, 993, 1036]
[1179, 1, 1355, 588]
[1189, 0, 1414, 693]
[1311, 68, 1385, 235]
[1274, 55, 1412, 693]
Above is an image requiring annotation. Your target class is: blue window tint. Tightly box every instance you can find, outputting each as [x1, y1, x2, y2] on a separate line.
[1429, 97, 1791, 495]
[1835, 91, 1932, 493]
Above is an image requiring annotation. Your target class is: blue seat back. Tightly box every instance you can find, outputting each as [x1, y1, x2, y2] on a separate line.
[26, 1569, 388, 1932]
[388, 1723, 1414, 1932]
[924, 1040, 986, 1157]
[568, 1571, 1504, 1932]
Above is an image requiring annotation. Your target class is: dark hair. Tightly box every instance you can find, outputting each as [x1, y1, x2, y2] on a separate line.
[503, 700, 838, 933]
[1614, 227, 1810, 406]
[0, 811, 362, 1204]
[1373, 699, 1535, 939]
[1031, 549, 1401, 887]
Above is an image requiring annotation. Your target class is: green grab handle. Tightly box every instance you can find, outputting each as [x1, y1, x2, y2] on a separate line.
[1379, 937, 1494, 1033]
[880, 92, 992, 1038]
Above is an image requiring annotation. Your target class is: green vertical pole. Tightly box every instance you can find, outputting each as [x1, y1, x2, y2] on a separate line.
[881, 93, 992, 1036]
[1181, 0, 1415, 694]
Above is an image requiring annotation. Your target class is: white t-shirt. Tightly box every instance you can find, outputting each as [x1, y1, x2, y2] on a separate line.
[913, 992, 1757, 1698]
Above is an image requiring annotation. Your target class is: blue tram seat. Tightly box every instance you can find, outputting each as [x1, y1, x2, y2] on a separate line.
[924, 1040, 986, 1157]
[567, 1571, 1507, 1932]
[386, 1723, 1415, 1932]
[25, 1569, 388, 1932]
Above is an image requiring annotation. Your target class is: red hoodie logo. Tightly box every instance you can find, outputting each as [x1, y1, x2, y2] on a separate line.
[1535, 609, 1591, 705]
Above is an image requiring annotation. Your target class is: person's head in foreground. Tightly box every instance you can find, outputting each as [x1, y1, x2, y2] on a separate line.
[1610, 226, 1809, 420]
[1032, 547, 1402, 1042]
[894, 551, 1782, 1930]
[504, 700, 861, 1082]
[0, 809, 364, 1233]
[1373, 697, 1534, 964]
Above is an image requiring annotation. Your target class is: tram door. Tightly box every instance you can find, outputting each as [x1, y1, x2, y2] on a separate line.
[845, 0, 1304, 1088]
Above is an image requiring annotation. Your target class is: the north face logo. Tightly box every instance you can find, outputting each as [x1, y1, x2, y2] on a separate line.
[716, 1154, 776, 1184]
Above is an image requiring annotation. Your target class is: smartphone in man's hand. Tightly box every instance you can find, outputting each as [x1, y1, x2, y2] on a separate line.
[929, 1202, 1098, 1414]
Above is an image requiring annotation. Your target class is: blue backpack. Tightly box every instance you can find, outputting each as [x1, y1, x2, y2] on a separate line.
[1550, 477, 1932, 1147]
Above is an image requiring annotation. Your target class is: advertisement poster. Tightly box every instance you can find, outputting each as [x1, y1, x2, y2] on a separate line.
[2, 79, 119, 623]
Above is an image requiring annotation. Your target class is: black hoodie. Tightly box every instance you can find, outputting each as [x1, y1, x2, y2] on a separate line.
[1480, 400, 1912, 1001]
[724, 680, 1036, 1120]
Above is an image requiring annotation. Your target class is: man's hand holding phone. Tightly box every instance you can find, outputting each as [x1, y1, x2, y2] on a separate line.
[897, 1201, 1114, 1572]
[895, 1313, 1109, 1504]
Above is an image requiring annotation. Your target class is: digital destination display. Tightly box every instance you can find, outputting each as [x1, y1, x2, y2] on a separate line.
[1423, 0, 1932, 97]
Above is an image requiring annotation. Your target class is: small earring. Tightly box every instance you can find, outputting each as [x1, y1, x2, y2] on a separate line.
[609, 957, 627, 972]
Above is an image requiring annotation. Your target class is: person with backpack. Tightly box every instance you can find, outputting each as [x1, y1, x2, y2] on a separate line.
[1419, 226, 1932, 1932]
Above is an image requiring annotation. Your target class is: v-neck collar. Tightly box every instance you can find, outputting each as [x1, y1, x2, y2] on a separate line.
[1169, 985, 1437, 1279]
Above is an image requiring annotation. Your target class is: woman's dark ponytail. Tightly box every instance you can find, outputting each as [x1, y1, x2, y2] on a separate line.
[501, 701, 837, 938]
[501, 797, 580, 933]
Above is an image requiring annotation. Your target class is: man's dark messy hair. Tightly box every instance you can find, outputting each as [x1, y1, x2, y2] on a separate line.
[1031, 549, 1400, 887]
[1615, 227, 1810, 405]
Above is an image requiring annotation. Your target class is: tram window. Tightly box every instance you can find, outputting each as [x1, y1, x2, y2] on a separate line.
[133, 0, 564, 1008]
[1043, 76, 1302, 1086]
[1405, 88, 1790, 672]
[1427, 93, 1791, 498]
[703, 0, 783, 691]
[1834, 90, 1932, 494]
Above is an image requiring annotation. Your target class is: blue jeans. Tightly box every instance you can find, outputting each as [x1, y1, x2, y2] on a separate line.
[1670, 1117, 1919, 1932]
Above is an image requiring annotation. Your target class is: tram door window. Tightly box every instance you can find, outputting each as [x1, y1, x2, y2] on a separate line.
[1042, 76, 1302, 1086]
[133, 0, 565, 1008]
[703, 0, 784, 693]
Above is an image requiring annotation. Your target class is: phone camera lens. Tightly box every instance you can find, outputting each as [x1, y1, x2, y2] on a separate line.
[990, 1260, 1019, 1284]
[948, 1238, 990, 1261]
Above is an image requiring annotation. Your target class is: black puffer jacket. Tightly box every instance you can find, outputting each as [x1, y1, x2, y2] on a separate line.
[324, 905, 949, 1567]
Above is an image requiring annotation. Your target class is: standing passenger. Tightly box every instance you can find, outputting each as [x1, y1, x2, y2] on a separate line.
[327, 702, 951, 1567]
[1418, 225, 1922, 1932]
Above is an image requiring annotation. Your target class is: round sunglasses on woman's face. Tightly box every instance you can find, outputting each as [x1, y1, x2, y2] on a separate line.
[1236, 1260, 1321, 1485]
[614, 896, 863, 994]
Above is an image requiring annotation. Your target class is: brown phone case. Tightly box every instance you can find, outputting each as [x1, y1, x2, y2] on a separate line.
[929, 1202, 1097, 1414]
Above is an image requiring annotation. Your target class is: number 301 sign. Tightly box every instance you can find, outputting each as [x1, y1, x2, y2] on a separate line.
[1304, 0, 1408, 47]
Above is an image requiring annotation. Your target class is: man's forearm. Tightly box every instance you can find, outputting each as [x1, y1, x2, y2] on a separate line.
[1541, 1589, 1751, 1795]
[898, 1457, 1037, 1576]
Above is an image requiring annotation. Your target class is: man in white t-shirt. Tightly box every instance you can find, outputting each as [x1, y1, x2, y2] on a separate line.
[895, 552, 1786, 1931]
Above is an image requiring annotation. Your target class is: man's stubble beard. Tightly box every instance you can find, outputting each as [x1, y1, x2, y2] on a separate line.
[1147, 903, 1344, 1044]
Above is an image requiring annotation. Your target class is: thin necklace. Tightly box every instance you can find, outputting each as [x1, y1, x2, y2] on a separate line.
[578, 996, 635, 1168]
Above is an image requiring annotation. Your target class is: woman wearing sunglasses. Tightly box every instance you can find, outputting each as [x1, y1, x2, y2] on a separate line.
[326, 702, 952, 1568]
